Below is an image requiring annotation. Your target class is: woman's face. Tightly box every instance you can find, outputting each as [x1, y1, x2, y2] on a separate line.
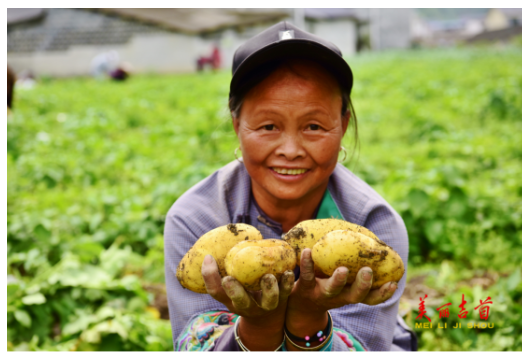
[233, 60, 350, 203]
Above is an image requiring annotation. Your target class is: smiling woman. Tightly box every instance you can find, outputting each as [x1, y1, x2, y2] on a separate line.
[164, 22, 415, 352]
[233, 59, 349, 232]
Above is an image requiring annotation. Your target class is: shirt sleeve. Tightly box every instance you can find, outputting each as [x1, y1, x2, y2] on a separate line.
[330, 204, 409, 351]
[175, 311, 239, 351]
[164, 185, 234, 349]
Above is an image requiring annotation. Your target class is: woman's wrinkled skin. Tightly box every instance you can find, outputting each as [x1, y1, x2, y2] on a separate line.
[200, 60, 398, 351]
[234, 60, 349, 233]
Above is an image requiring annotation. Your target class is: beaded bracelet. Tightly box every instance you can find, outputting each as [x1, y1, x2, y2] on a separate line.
[284, 311, 333, 350]
[283, 331, 334, 351]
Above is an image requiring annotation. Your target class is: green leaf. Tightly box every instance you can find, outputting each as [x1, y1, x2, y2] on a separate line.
[21, 293, 46, 305]
[54, 265, 112, 288]
[407, 189, 430, 218]
[7, 283, 20, 300]
[425, 220, 444, 244]
[14, 310, 32, 327]
[33, 224, 51, 242]
[72, 241, 104, 263]
[445, 187, 468, 218]
[63, 314, 97, 336]
[89, 213, 104, 233]
[506, 268, 521, 292]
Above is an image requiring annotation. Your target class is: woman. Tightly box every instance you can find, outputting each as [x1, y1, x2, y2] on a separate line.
[164, 22, 415, 351]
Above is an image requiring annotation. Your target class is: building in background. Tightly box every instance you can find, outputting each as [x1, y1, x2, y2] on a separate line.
[8, 8, 415, 77]
[484, 8, 522, 31]
[467, 8, 522, 45]
[411, 8, 522, 47]
[284, 8, 412, 56]
[7, 8, 289, 77]
[359, 8, 413, 51]
[303, 9, 365, 57]
[410, 9, 487, 47]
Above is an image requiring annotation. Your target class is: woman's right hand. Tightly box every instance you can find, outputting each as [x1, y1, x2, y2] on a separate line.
[288, 248, 398, 313]
[201, 254, 295, 318]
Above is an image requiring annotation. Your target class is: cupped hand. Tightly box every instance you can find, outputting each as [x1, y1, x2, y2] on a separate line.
[201, 254, 295, 318]
[288, 248, 398, 313]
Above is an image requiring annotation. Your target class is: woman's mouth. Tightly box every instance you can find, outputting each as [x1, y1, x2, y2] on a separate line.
[271, 167, 308, 175]
[269, 167, 310, 182]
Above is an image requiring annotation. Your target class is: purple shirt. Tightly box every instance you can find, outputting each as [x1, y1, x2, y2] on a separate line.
[164, 160, 414, 351]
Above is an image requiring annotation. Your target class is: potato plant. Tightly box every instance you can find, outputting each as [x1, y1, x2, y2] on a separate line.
[7, 44, 521, 351]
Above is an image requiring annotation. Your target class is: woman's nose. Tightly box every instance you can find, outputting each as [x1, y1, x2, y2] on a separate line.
[275, 134, 306, 160]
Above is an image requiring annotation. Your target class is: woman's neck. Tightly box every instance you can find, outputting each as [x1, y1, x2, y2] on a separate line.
[250, 179, 329, 233]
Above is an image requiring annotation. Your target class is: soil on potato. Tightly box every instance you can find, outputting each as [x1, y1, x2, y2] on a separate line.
[285, 227, 307, 241]
[227, 223, 241, 235]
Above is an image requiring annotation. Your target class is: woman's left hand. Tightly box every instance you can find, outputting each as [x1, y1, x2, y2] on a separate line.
[288, 248, 398, 313]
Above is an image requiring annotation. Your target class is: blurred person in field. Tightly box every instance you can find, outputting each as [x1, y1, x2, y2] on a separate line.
[196, 45, 221, 72]
[91, 50, 120, 79]
[8, 65, 15, 114]
[109, 62, 133, 81]
[15, 69, 37, 90]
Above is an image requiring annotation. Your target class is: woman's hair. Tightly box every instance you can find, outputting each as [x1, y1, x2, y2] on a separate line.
[228, 57, 358, 152]
[7, 65, 15, 109]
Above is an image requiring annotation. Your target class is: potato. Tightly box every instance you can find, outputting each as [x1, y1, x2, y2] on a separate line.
[283, 219, 379, 275]
[176, 224, 263, 293]
[225, 239, 296, 291]
[312, 230, 404, 289]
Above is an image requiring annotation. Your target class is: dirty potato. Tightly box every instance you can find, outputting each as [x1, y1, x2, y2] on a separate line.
[312, 229, 404, 289]
[176, 224, 263, 293]
[225, 239, 296, 291]
[283, 219, 378, 275]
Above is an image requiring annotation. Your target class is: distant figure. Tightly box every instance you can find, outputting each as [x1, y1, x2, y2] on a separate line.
[110, 61, 133, 81]
[7, 65, 15, 110]
[15, 69, 37, 90]
[91, 51, 119, 79]
[196, 45, 221, 72]
[109, 67, 129, 81]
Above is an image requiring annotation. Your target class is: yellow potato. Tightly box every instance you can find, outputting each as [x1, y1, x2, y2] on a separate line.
[225, 239, 296, 291]
[312, 230, 404, 289]
[283, 219, 379, 275]
[176, 224, 263, 293]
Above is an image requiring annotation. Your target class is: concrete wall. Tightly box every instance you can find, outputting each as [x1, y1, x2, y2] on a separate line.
[310, 19, 357, 57]
[7, 8, 280, 77]
[7, 32, 217, 76]
[7, 9, 162, 53]
[375, 8, 412, 50]
[355, 8, 411, 51]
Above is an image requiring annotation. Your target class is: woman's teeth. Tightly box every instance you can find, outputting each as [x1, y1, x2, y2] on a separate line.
[273, 168, 308, 175]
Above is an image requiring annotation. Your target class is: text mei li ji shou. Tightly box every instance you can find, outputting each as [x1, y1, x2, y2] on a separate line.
[414, 294, 494, 329]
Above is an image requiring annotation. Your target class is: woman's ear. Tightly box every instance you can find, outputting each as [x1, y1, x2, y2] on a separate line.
[341, 111, 351, 137]
[232, 115, 240, 136]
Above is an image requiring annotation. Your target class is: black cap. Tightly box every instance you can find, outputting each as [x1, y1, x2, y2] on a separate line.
[230, 21, 353, 98]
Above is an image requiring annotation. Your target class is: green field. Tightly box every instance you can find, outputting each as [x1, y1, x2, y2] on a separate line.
[7, 45, 522, 351]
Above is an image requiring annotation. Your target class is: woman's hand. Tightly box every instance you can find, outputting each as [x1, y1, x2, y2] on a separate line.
[289, 248, 398, 312]
[201, 254, 295, 351]
[201, 254, 295, 317]
[283, 248, 398, 350]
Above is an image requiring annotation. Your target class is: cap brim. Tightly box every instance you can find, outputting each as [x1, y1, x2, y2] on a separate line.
[230, 39, 353, 97]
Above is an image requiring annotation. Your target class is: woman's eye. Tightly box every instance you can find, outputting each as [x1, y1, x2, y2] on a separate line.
[263, 124, 276, 131]
[308, 124, 320, 131]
